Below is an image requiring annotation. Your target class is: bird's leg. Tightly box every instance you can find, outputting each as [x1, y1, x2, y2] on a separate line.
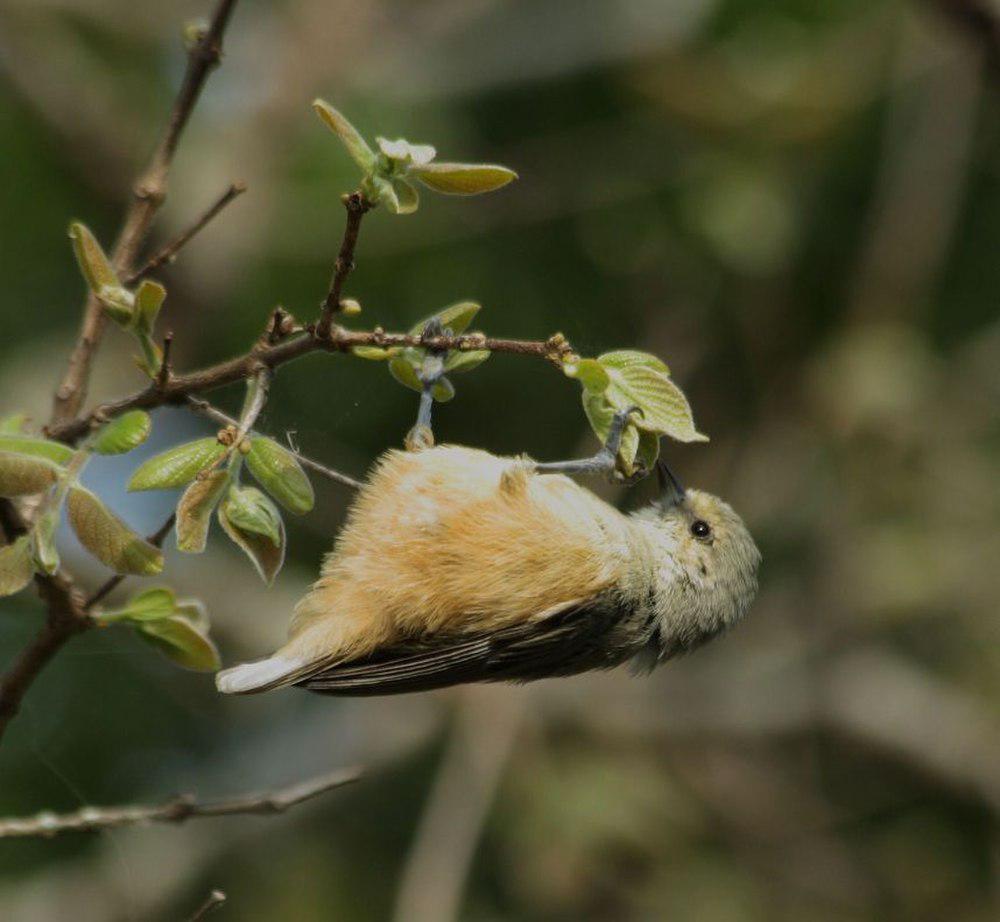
[534, 406, 642, 478]
[405, 319, 447, 451]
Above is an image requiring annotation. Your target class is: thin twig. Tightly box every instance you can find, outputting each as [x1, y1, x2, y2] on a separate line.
[188, 890, 227, 922]
[0, 767, 361, 838]
[46, 329, 574, 446]
[84, 513, 178, 610]
[125, 181, 247, 286]
[317, 192, 373, 339]
[50, 0, 241, 424]
[185, 397, 362, 490]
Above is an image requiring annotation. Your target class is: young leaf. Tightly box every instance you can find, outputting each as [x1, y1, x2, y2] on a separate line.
[0, 536, 35, 597]
[176, 470, 229, 553]
[581, 393, 641, 474]
[0, 414, 29, 434]
[376, 137, 436, 166]
[412, 163, 518, 195]
[100, 586, 177, 624]
[0, 436, 74, 465]
[392, 178, 420, 214]
[67, 486, 163, 575]
[0, 452, 61, 497]
[132, 280, 166, 335]
[598, 349, 669, 376]
[218, 490, 286, 586]
[128, 438, 226, 491]
[409, 301, 481, 336]
[443, 348, 491, 374]
[245, 438, 314, 515]
[136, 615, 221, 671]
[69, 222, 120, 294]
[635, 429, 661, 474]
[31, 509, 60, 575]
[92, 411, 151, 455]
[351, 345, 399, 361]
[563, 358, 611, 394]
[312, 99, 377, 173]
[387, 356, 454, 401]
[603, 366, 708, 443]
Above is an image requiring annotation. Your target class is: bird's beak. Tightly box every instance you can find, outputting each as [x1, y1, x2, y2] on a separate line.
[656, 459, 686, 508]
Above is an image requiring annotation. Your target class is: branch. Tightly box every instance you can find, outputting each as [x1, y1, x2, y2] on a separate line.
[188, 891, 227, 922]
[925, 0, 1000, 74]
[317, 192, 373, 339]
[185, 397, 363, 490]
[124, 181, 247, 286]
[0, 767, 361, 838]
[50, 0, 241, 424]
[46, 328, 574, 446]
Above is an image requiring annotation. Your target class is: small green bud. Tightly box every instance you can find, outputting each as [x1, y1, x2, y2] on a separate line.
[128, 438, 227, 491]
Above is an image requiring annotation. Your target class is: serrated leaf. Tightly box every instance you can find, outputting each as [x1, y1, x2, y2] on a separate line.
[218, 496, 285, 586]
[597, 349, 670, 376]
[351, 345, 399, 361]
[312, 99, 377, 173]
[221, 486, 283, 545]
[0, 436, 74, 465]
[581, 393, 641, 474]
[443, 348, 491, 374]
[133, 280, 165, 335]
[0, 537, 35, 597]
[176, 470, 229, 553]
[412, 163, 518, 195]
[0, 414, 29, 435]
[92, 411, 151, 455]
[0, 452, 61, 497]
[67, 486, 163, 575]
[409, 301, 481, 336]
[245, 438, 314, 515]
[128, 438, 226, 491]
[69, 222, 120, 294]
[136, 615, 220, 671]
[603, 366, 708, 443]
[31, 509, 60, 575]
[564, 358, 611, 393]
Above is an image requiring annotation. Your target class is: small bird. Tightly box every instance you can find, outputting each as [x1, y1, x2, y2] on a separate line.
[216, 435, 761, 697]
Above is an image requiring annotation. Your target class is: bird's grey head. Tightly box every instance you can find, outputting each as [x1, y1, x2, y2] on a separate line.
[631, 461, 761, 663]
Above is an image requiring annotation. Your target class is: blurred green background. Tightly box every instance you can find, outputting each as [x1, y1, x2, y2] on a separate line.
[1, 0, 999, 919]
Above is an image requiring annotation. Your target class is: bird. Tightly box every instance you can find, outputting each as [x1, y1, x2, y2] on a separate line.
[215, 434, 761, 698]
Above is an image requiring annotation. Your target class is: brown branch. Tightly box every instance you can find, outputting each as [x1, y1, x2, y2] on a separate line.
[125, 181, 247, 286]
[47, 329, 574, 446]
[0, 767, 361, 839]
[317, 192, 373, 339]
[925, 0, 1000, 74]
[50, 0, 241, 424]
[188, 890, 227, 922]
[185, 397, 363, 490]
[84, 513, 178, 610]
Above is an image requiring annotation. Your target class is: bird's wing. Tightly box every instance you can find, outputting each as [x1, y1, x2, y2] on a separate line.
[298, 595, 625, 697]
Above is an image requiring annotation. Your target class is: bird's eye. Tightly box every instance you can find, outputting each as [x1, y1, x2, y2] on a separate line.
[690, 520, 712, 540]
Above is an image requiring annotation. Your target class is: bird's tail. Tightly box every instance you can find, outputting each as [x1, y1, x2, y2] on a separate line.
[215, 652, 321, 695]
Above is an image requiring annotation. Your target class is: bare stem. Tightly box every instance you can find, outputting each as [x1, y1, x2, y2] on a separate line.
[125, 181, 247, 286]
[316, 192, 373, 339]
[50, 0, 241, 424]
[188, 890, 227, 921]
[0, 767, 361, 838]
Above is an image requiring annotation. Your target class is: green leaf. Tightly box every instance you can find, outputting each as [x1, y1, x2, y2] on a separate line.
[136, 614, 220, 671]
[412, 163, 518, 195]
[0, 537, 35, 597]
[443, 348, 491, 374]
[218, 492, 286, 586]
[409, 301, 481, 336]
[176, 470, 229, 553]
[372, 175, 401, 213]
[100, 586, 177, 624]
[128, 438, 226, 491]
[376, 137, 436, 166]
[92, 411, 151, 455]
[133, 280, 166, 336]
[313, 99, 377, 173]
[245, 438, 314, 515]
[0, 452, 61, 497]
[598, 349, 670, 377]
[67, 486, 163, 575]
[581, 393, 641, 474]
[392, 178, 420, 214]
[69, 222, 120, 294]
[0, 436, 74, 465]
[221, 486, 283, 546]
[603, 365, 708, 443]
[31, 509, 60, 575]
[635, 429, 661, 474]
[0, 414, 29, 435]
[351, 345, 400, 361]
[563, 358, 611, 394]
[96, 285, 135, 326]
[388, 356, 454, 401]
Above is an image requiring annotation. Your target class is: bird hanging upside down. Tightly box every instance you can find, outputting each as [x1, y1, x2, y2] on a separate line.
[216, 411, 760, 697]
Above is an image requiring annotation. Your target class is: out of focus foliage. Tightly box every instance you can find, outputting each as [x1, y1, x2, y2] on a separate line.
[0, 1, 998, 920]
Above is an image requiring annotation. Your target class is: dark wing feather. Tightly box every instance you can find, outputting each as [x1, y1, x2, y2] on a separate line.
[298, 597, 625, 697]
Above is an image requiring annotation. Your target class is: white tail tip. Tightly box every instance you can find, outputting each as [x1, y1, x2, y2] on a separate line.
[215, 654, 309, 695]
